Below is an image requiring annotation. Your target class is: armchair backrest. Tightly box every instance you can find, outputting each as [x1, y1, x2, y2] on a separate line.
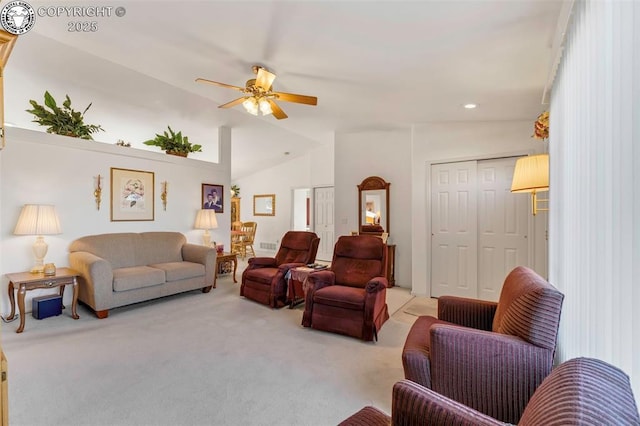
[492, 266, 564, 350]
[330, 235, 386, 288]
[274, 231, 320, 266]
[520, 358, 640, 425]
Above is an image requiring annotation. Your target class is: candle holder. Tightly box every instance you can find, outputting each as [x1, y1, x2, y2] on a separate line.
[161, 181, 168, 211]
[94, 174, 102, 210]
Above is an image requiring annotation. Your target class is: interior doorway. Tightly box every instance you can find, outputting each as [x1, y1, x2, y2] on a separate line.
[291, 188, 311, 231]
[291, 186, 335, 262]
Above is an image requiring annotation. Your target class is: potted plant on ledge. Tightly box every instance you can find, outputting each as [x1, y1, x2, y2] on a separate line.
[26, 91, 104, 140]
[143, 126, 202, 157]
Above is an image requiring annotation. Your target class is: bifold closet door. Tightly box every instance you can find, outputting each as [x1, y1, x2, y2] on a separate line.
[476, 158, 529, 301]
[431, 157, 528, 301]
[431, 161, 478, 298]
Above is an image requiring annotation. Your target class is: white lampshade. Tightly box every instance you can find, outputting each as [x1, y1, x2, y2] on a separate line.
[511, 154, 549, 193]
[194, 209, 218, 247]
[14, 204, 62, 235]
[14, 204, 62, 273]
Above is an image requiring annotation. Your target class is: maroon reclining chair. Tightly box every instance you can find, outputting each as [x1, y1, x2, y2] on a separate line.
[401, 266, 564, 424]
[302, 235, 389, 341]
[340, 357, 640, 425]
[240, 231, 319, 308]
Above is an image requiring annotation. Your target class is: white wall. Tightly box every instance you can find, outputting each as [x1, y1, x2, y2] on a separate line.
[232, 143, 334, 256]
[334, 129, 413, 288]
[0, 127, 230, 314]
[549, 0, 640, 402]
[410, 121, 547, 296]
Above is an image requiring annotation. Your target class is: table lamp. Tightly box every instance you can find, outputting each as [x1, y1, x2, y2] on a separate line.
[14, 204, 62, 273]
[194, 209, 218, 247]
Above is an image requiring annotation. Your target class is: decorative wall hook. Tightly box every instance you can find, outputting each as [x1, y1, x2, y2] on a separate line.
[161, 181, 168, 211]
[94, 174, 102, 210]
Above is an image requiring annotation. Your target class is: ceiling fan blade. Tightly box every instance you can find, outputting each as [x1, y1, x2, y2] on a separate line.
[255, 68, 276, 90]
[273, 92, 318, 105]
[268, 99, 288, 120]
[218, 97, 246, 109]
[196, 78, 246, 92]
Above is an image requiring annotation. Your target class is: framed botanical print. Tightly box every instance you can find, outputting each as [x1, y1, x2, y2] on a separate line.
[202, 183, 224, 213]
[110, 167, 154, 221]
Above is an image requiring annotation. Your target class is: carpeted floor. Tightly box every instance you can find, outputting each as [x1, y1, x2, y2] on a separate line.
[1, 264, 431, 426]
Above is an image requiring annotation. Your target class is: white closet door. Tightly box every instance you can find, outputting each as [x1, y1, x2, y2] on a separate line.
[313, 186, 335, 262]
[431, 161, 478, 298]
[477, 158, 529, 301]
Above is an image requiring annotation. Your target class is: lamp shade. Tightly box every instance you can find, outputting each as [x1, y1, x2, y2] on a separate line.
[194, 209, 218, 230]
[14, 204, 62, 235]
[511, 154, 549, 193]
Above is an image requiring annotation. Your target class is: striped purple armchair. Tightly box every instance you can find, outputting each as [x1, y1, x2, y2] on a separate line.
[340, 358, 640, 426]
[402, 266, 564, 424]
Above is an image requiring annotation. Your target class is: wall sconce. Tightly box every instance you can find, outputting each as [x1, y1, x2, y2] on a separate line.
[161, 181, 168, 211]
[14, 204, 62, 273]
[511, 154, 549, 215]
[194, 209, 218, 247]
[94, 174, 102, 210]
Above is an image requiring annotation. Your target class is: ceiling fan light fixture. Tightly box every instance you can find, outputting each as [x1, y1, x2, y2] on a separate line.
[242, 97, 259, 115]
[259, 98, 272, 115]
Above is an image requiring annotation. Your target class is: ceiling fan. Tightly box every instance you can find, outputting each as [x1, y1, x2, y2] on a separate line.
[196, 66, 318, 120]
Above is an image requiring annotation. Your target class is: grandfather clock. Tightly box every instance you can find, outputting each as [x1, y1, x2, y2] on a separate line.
[0, 30, 17, 151]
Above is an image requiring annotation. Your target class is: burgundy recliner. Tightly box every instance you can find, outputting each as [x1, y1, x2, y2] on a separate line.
[302, 235, 389, 341]
[240, 231, 319, 308]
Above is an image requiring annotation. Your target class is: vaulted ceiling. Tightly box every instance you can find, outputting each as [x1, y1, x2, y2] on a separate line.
[8, 1, 562, 178]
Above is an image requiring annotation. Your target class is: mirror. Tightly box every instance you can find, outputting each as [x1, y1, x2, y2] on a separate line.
[253, 194, 276, 216]
[358, 176, 390, 235]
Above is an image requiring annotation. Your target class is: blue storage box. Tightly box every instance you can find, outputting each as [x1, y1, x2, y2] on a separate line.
[32, 294, 62, 320]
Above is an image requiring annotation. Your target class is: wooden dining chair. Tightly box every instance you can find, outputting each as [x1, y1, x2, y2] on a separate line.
[233, 221, 257, 259]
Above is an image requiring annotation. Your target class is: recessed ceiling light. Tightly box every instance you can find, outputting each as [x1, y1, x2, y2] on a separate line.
[463, 103, 478, 109]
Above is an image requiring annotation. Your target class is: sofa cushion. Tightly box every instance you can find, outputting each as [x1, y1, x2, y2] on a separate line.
[314, 285, 365, 310]
[113, 266, 166, 292]
[136, 232, 186, 266]
[149, 261, 205, 282]
[69, 233, 139, 269]
[244, 267, 279, 285]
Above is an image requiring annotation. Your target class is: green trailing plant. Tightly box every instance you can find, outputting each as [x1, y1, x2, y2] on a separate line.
[231, 184, 240, 197]
[143, 126, 202, 157]
[26, 91, 104, 140]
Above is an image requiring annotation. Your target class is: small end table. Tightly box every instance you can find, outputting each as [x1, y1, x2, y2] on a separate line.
[214, 252, 238, 288]
[5, 267, 80, 333]
[288, 266, 323, 309]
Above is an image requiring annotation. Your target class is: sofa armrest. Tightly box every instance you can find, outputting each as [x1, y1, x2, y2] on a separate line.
[438, 296, 497, 331]
[247, 257, 277, 268]
[277, 262, 305, 272]
[302, 270, 336, 327]
[429, 324, 554, 424]
[392, 380, 503, 426]
[182, 243, 217, 285]
[69, 251, 114, 311]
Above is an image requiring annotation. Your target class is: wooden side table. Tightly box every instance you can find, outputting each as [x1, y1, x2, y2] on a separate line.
[5, 267, 80, 333]
[288, 266, 328, 309]
[213, 252, 238, 288]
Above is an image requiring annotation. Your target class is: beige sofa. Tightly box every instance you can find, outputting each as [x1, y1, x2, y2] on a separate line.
[69, 232, 217, 318]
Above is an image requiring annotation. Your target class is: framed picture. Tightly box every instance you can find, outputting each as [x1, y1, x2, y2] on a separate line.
[202, 183, 224, 213]
[110, 167, 155, 221]
[253, 194, 275, 216]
